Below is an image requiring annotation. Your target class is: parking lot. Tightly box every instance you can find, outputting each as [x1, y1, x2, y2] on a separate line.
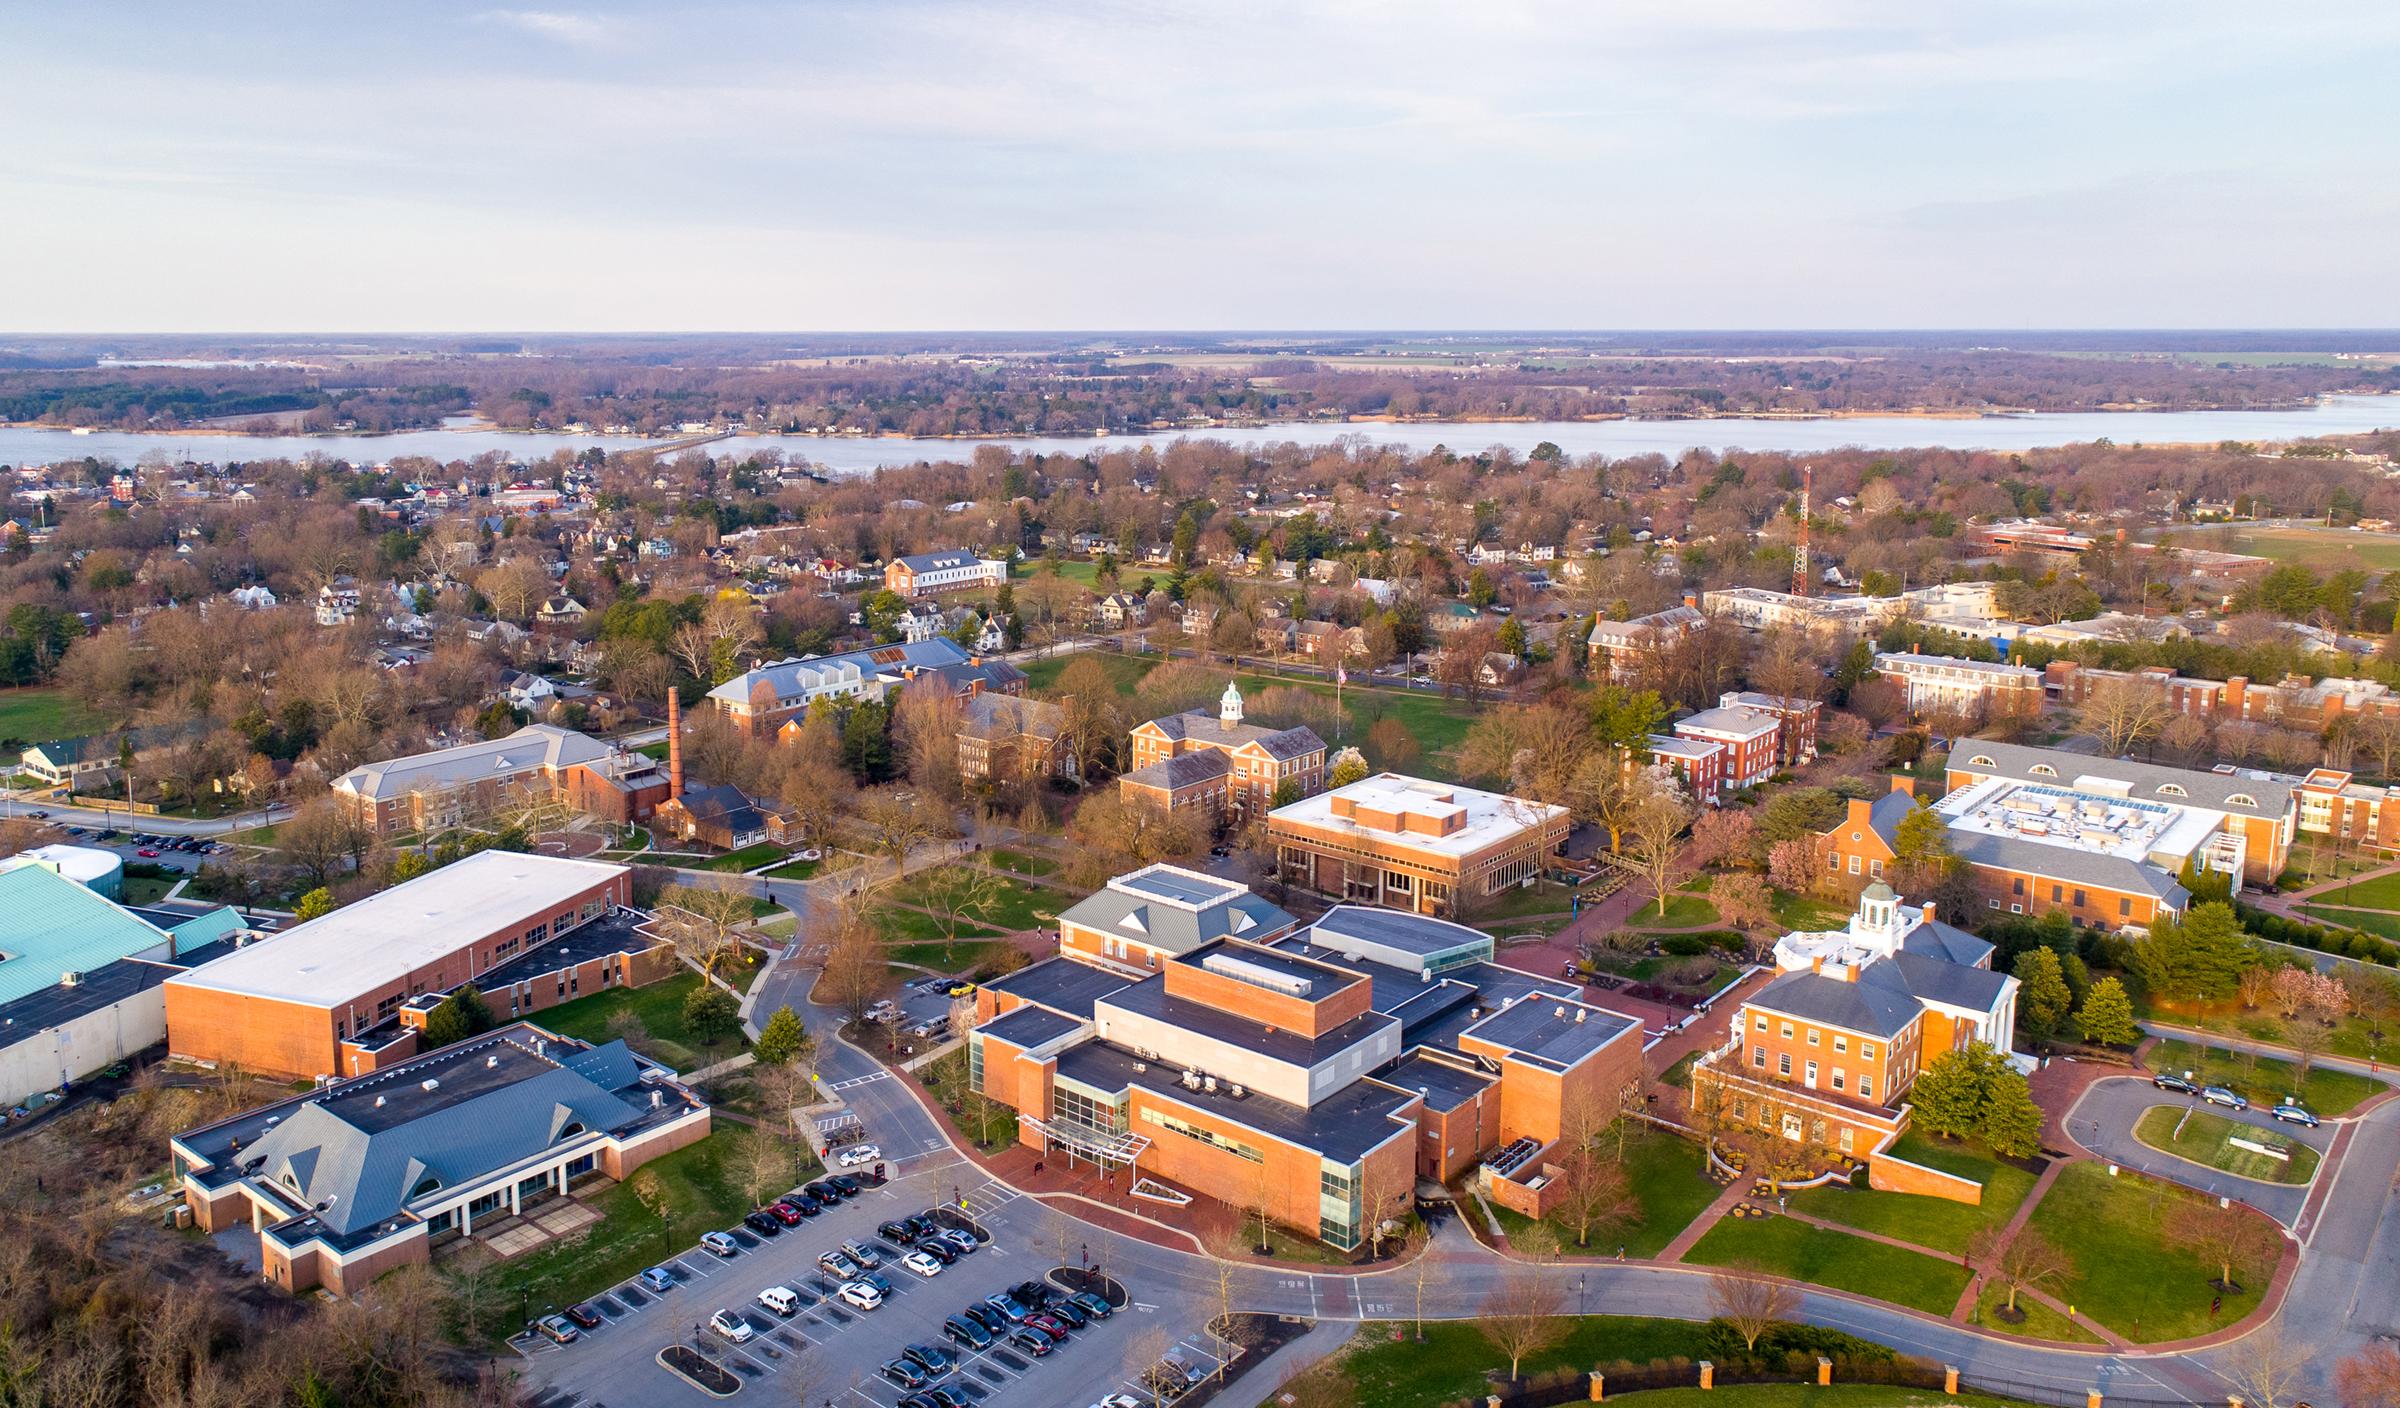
[24, 818, 224, 873]
[514, 1165, 1231, 1408]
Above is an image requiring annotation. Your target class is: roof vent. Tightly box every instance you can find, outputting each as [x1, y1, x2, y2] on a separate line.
[58, 971, 80, 988]
[420, 1079, 439, 1092]
[651, 1090, 662, 1109]
[486, 1055, 499, 1069]
[1553, 1005, 1567, 1019]
[1574, 1010, 1587, 1024]
[374, 1096, 385, 1108]
[1133, 1062, 1147, 1073]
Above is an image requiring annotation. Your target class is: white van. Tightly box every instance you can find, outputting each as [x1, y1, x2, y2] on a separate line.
[756, 1286, 800, 1318]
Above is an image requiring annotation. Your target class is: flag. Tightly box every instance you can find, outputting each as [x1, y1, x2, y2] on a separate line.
[1336, 665, 1347, 685]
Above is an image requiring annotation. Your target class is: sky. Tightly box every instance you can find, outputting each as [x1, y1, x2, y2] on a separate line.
[5, 1, 2399, 333]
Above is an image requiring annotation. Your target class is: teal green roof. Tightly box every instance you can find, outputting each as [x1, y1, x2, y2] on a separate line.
[169, 906, 249, 955]
[0, 865, 170, 1004]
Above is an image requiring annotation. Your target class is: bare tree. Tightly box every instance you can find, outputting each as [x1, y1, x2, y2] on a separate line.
[917, 863, 1007, 942]
[1478, 1264, 1567, 1382]
[730, 1123, 793, 1208]
[818, 923, 892, 1024]
[2224, 1326, 2316, 1408]
[2077, 675, 2178, 757]
[1356, 1155, 1412, 1260]
[2168, 1199, 2283, 1292]
[1973, 1226, 2072, 1319]
[1707, 1266, 1798, 1352]
[1197, 1223, 1249, 1384]
[2336, 1341, 2400, 1408]
[656, 883, 756, 978]
[1626, 790, 1696, 919]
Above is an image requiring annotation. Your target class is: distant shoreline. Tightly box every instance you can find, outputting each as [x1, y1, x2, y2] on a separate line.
[4, 394, 2381, 442]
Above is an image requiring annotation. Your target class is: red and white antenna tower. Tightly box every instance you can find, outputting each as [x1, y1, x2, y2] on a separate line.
[1792, 466, 1813, 596]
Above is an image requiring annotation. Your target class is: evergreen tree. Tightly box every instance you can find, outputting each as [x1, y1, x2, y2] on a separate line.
[2011, 948, 2074, 1043]
[450, 984, 494, 1036]
[840, 699, 893, 781]
[684, 986, 742, 1050]
[2127, 901, 2253, 1002]
[755, 1005, 807, 1066]
[2073, 976, 2142, 1046]
[1981, 1070, 2043, 1158]
[1909, 1044, 2008, 1139]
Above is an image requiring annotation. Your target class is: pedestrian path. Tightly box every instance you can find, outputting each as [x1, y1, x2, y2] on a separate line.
[1659, 1175, 1750, 1262]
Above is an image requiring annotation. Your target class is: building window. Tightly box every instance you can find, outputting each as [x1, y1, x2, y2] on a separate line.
[1869, 859, 1883, 877]
[1858, 1073, 1872, 1099]
[1777, 1054, 1791, 1077]
[1752, 1046, 1766, 1068]
[2119, 898, 2132, 917]
[1140, 1108, 1263, 1163]
[2073, 889, 2087, 906]
[1780, 1022, 1794, 1039]
[1833, 1035, 1847, 1053]
[2031, 764, 2057, 777]
[1847, 855, 1861, 875]
[1807, 1029, 1819, 1047]
[1831, 1071, 1845, 1092]
[1753, 1015, 1767, 1031]
[1861, 1043, 1876, 1060]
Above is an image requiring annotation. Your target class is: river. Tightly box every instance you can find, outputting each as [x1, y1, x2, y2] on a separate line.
[3, 395, 2393, 475]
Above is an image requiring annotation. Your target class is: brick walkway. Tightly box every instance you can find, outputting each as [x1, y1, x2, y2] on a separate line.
[1659, 1177, 1750, 1262]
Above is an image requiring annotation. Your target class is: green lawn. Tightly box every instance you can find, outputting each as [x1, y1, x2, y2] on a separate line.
[869, 904, 1003, 946]
[120, 871, 176, 905]
[1492, 1125, 1721, 1259]
[917, 1046, 1019, 1152]
[1341, 1318, 1711, 1406]
[1015, 557, 1104, 586]
[653, 841, 788, 873]
[1634, 893, 1722, 928]
[0, 687, 107, 746]
[1685, 1215, 1971, 1316]
[886, 865, 1070, 932]
[983, 846, 1061, 878]
[1969, 1283, 2099, 1343]
[2146, 1037, 2377, 1115]
[2133, 1105, 2319, 1184]
[2024, 1162, 2267, 1341]
[532, 971, 750, 1071]
[763, 857, 822, 880]
[470, 1128, 791, 1342]
[1772, 889, 1848, 931]
[1789, 1135, 2035, 1255]
[2306, 869, 2400, 909]
[1021, 652, 1157, 695]
[2179, 525, 2400, 574]
[1477, 880, 1577, 920]
[633, 740, 668, 761]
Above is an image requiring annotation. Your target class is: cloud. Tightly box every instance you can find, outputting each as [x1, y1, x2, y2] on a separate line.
[474, 9, 627, 49]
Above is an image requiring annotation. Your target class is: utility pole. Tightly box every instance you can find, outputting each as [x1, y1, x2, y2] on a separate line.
[1792, 466, 1812, 597]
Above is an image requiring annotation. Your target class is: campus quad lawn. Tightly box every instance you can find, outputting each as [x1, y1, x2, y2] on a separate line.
[1019, 651, 1157, 695]
[1491, 1125, 1721, 1259]
[1341, 1318, 1711, 1406]
[983, 846, 1061, 878]
[2141, 992, 2398, 1066]
[890, 939, 1010, 973]
[2306, 869, 2400, 909]
[472, 1128, 793, 1344]
[869, 903, 1003, 946]
[886, 865, 1068, 931]
[2132, 1105, 2318, 1184]
[1014, 557, 1103, 586]
[1788, 1133, 2035, 1255]
[652, 841, 788, 873]
[1478, 880, 1579, 920]
[2147, 1037, 2377, 1115]
[2024, 1161, 2263, 1341]
[1685, 1215, 1971, 1315]
[2298, 905, 2400, 941]
[0, 687, 107, 746]
[533, 971, 750, 1070]
[1635, 893, 1721, 927]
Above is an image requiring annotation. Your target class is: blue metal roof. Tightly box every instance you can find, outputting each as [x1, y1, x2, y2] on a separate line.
[0, 865, 171, 1005]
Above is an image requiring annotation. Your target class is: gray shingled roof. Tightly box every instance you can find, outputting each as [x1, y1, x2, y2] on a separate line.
[962, 693, 1063, 742]
[1056, 879, 1291, 955]
[1142, 709, 1325, 761]
[1749, 966, 1923, 1038]
[1888, 951, 2014, 1012]
[1945, 828, 2192, 901]
[1898, 918, 1993, 968]
[1948, 740, 2292, 817]
[1118, 751, 1232, 791]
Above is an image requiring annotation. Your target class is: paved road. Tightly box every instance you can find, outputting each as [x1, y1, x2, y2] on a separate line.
[2064, 1076, 2332, 1227]
[0, 790, 277, 837]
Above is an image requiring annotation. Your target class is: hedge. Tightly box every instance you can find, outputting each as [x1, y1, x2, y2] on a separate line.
[2238, 902, 2400, 967]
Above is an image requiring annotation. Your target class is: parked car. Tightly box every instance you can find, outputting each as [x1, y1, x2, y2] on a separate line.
[933, 1228, 978, 1256]
[2271, 1103, 2321, 1127]
[743, 1210, 785, 1237]
[902, 1251, 944, 1278]
[1087, 1396, 1143, 1408]
[806, 1179, 844, 1204]
[841, 1237, 882, 1267]
[2202, 1086, 2250, 1111]
[1069, 1290, 1114, 1321]
[818, 1249, 861, 1277]
[920, 1388, 970, 1408]
[638, 1266, 677, 1293]
[2153, 1072, 2200, 1095]
[878, 1219, 918, 1244]
[1008, 1328, 1054, 1358]
[982, 1292, 1028, 1323]
[785, 1188, 826, 1214]
[699, 1231, 739, 1258]
[534, 1316, 579, 1345]
[838, 1280, 885, 1311]
[838, 1143, 882, 1167]
[880, 1359, 931, 1390]
[962, 1305, 1007, 1336]
[136, 847, 159, 858]
[1010, 1279, 1052, 1307]
[830, 1173, 867, 1196]
[902, 1343, 955, 1376]
[758, 1286, 800, 1318]
[942, 1314, 994, 1350]
[917, 1237, 959, 1265]
[1023, 1313, 1071, 1342]
[708, 1309, 753, 1344]
[765, 1200, 804, 1226]
[562, 1303, 604, 1329]
[1044, 1298, 1089, 1328]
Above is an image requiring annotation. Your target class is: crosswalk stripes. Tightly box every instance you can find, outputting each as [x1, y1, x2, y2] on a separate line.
[828, 1070, 891, 1091]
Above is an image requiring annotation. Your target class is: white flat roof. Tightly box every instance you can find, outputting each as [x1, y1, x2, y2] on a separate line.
[1270, 773, 1566, 860]
[167, 851, 628, 1008]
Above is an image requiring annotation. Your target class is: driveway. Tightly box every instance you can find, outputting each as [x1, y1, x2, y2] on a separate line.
[2062, 1075, 2332, 1228]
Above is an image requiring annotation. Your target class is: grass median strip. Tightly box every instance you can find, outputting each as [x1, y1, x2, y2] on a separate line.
[1684, 1215, 1971, 1316]
[2132, 1105, 2318, 1184]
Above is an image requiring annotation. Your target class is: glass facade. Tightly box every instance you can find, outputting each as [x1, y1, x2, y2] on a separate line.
[967, 1032, 984, 1092]
[1140, 1108, 1263, 1163]
[1317, 1160, 1362, 1250]
[1052, 1084, 1127, 1134]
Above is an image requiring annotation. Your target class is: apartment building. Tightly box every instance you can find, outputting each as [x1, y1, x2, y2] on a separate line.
[1718, 691, 1822, 765]
[1119, 683, 1325, 823]
[1673, 706, 1784, 792]
[331, 725, 669, 836]
[1873, 650, 2044, 721]
[885, 549, 1008, 597]
[173, 1023, 708, 1295]
[1268, 772, 1570, 917]
[956, 693, 1075, 783]
[1586, 599, 1703, 685]
[970, 891, 1643, 1243]
[1691, 883, 2016, 1195]
[708, 638, 1026, 736]
[2044, 660, 2400, 732]
[163, 853, 661, 1080]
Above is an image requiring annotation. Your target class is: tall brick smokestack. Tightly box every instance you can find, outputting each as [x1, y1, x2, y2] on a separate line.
[667, 690, 684, 798]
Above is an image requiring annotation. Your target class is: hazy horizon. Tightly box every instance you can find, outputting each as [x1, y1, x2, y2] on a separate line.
[7, 2, 2400, 334]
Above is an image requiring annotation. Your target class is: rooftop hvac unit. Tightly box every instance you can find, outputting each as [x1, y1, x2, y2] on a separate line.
[58, 971, 80, 988]
[1203, 1077, 1218, 1094]
[373, 1096, 386, 1108]
[1574, 1010, 1587, 1024]
[486, 1055, 499, 1068]
[420, 1079, 439, 1092]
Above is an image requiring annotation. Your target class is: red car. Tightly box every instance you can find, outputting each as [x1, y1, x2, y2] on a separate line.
[136, 848, 160, 858]
[766, 1200, 805, 1226]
